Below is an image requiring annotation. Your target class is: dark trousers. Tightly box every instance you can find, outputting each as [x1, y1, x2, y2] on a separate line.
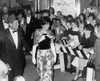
[8, 65, 24, 81]
[25, 25, 34, 50]
[64, 53, 67, 70]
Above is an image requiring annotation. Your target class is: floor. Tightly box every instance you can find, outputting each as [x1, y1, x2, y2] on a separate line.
[23, 55, 84, 81]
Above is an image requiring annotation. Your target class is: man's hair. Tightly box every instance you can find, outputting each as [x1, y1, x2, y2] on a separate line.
[41, 16, 51, 25]
[8, 10, 17, 24]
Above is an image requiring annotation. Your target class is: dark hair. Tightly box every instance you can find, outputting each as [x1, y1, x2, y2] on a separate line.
[17, 9, 25, 17]
[41, 9, 49, 15]
[71, 18, 78, 26]
[95, 22, 100, 27]
[79, 13, 86, 22]
[8, 10, 17, 16]
[66, 20, 72, 24]
[35, 11, 41, 14]
[88, 13, 95, 20]
[66, 14, 73, 21]
[49, 7, 55, 14]
[41, 16, 51, 25]
[51, 18, 57, 24]
[8, 10, 17, 23]
[85, 24, 94, 34]
[56, 18, 61, 23]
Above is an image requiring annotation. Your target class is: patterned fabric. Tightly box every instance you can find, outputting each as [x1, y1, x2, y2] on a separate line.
[62, 39, 94, 59]
[36, 49, 54, 81]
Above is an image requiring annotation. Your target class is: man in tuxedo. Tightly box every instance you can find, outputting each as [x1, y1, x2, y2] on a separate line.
[0, 12, 30, 81]
[0, 13, 9, 31]
[25, 9, 37, 50]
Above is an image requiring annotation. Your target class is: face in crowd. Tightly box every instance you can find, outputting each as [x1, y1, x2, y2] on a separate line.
[9, 20, 19, 31]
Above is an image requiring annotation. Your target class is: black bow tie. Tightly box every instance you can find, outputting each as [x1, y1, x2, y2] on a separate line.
[13, 30, 17, 33]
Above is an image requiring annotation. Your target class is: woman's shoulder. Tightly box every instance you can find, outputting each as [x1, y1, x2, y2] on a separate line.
[90, 33, 98, 39]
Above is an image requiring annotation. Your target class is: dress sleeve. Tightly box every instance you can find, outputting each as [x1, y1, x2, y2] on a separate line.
[33, 29, 41, 45]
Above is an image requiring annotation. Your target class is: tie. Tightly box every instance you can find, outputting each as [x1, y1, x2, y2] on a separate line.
[13, 30, 17, 33]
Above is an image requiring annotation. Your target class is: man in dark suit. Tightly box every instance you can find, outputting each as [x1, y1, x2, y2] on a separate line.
[25, 9, 37, 50]
[0, 12, 30, 81]
[0, 13, 9, 31]
[94, 24, 100, 81]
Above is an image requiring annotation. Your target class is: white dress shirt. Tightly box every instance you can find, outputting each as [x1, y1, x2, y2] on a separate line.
[56, 27, 60, 35]
[9, 28, 18, 48]
[26, 16, 31, 24]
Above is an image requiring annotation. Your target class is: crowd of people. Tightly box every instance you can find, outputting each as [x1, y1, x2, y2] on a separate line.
[0, 5, 100, 81]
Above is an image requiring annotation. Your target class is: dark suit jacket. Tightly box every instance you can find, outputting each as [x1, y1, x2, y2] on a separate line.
[26, 15, 37, 34]
[0, 27, 29, 68]
[25, 15, 37, 49]
[80, 34, 97, 48]
[0, 20, 6, 31]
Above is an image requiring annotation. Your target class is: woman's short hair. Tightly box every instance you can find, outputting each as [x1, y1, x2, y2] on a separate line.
[66, 14, 73, 21]
[8, 11, 17, 23]
[85, 24, 94, 34]
[49, 7, 55, 14]
[41, 16, 51, 25]
[88, 13, 96, 20]
[79, 13, 86, 22]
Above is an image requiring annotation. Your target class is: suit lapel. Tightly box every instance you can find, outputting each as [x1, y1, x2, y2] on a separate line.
[6, 28, 16, 47]
[17, 29, 21, 48]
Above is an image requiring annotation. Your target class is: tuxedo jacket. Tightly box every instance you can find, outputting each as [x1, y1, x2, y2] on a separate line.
[25, 15, 37, 34]
[0, 27, 29, 68]
[0, 20, 6, 31]
[25, 15, 37, 48]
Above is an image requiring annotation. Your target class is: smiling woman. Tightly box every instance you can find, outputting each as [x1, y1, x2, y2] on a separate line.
[31, 16, 56, 81]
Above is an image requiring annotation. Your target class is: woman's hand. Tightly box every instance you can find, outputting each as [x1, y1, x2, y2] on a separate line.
[32, 58, 36, 64]
[78, 45, 83, 50]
